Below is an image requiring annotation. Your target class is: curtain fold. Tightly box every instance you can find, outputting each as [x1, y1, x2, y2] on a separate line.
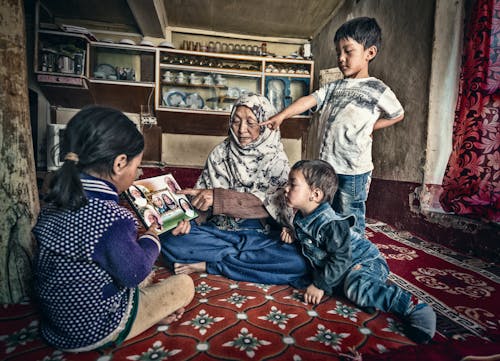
[440, 0, 500, 222]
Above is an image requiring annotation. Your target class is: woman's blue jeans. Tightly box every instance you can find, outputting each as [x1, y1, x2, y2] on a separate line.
[332, 171, 372, 236]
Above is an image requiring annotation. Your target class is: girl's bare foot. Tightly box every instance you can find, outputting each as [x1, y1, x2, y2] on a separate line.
[158, 307, 185, 325]
[174, 262, 206, 275]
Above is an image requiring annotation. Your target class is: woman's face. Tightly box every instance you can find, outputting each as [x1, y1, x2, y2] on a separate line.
[162, 194, 174, 204]
[130, 188, 141, 198]
[230, 106, 261, 146]
[147, 213, 158, 224]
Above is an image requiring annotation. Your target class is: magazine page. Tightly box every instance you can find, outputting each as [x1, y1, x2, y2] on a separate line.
[125, 173, 198, 234]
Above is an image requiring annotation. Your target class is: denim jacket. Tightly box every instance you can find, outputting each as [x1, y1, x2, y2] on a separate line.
[293, 202, 381, 294]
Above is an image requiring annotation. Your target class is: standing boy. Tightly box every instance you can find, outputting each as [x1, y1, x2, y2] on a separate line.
[263, 17, 404, 236]
[282, 160, 436, 344]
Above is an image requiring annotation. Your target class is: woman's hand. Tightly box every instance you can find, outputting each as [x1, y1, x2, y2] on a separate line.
[304, 284, 325, 305]
[171, 219, 191, 236]
[178, 188, 214, 211]
[281, 227, 295, 244]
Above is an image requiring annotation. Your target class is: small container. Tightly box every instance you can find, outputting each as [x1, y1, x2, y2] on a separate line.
[261, 42, 267, 56]
[162, 71, 173, 83]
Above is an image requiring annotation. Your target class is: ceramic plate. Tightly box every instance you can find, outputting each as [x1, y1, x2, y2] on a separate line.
[140, 40, 154, 47]
[163, 91, 186, 107]
[119, 38, 136, 45]
[95, 63, 117, 79]
[159, 41, 175, 48]
[227, 87, 240, 98]
[185, 93, 204, 109]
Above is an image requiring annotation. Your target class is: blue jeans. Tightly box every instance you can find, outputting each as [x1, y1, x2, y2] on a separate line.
[160, 220, 310, 288]
[343, 257, 412, 316]
[332, 171, 372, 236]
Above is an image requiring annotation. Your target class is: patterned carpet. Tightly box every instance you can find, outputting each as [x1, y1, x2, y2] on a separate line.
[1, 220, 499, 361]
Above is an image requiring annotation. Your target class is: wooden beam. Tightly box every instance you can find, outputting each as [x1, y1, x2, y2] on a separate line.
[127, 0, 167, 38]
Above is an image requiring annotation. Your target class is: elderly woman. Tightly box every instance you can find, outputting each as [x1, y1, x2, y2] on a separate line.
[160, 93, 309, 287]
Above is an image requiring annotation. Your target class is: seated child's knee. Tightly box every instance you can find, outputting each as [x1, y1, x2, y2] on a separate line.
[176, 274, 195, 301]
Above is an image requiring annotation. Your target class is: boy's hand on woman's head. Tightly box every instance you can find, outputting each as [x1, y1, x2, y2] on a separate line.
[261, 114, 285, 131]
[280, 227, 295, 244]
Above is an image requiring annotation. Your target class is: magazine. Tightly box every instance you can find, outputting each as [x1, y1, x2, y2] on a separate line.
[124, 174, 198, 234]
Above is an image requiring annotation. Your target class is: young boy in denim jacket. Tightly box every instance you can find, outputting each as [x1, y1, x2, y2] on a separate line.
[281, 160, 436, 344]
[263, 17, 404, 236]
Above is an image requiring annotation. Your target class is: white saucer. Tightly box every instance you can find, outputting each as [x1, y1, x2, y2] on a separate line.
[159, 41, 175, 48]
[140, 40, 154, 47]
[119, 38, 136, 45]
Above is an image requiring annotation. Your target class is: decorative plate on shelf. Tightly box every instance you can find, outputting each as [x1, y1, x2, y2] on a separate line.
[227, 87, 240, 99]
[185, 93, 204, 109]
[95, 64, 117, 79]
[163, 91, 186, 107]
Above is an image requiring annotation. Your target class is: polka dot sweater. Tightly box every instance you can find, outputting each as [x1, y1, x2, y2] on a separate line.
[33, 174, 160, 350]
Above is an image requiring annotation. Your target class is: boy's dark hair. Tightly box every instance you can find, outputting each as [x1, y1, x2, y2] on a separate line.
[334, 17, 381, 52]
[291, 160, 338, 203]
[45, 105, 144, 210]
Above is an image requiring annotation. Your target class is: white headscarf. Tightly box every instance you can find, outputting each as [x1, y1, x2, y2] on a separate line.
[196, 93, 293, 227]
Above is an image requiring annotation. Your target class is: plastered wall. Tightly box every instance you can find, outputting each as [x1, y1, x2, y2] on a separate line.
[310, 0, 436, 183]
[162, 133, 302, 168]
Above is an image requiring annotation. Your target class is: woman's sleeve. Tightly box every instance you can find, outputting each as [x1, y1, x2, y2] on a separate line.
[212, 188, 269, 218]
[92, 217, 160, 287]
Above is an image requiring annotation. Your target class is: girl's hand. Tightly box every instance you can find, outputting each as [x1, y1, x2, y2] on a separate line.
[145, 225, 159, 239]
[280, 227, 295, 244]
[304, 284, 324, 305]
[178, 188, 214, 211]
[171, 219, 191, 236]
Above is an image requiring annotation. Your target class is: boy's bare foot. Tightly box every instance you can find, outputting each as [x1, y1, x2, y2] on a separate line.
[174, 262, 206, 275]
[158, 307, 185, 325]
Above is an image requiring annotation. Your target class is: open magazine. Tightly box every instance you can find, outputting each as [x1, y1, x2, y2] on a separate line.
[124, 174, 198, 234]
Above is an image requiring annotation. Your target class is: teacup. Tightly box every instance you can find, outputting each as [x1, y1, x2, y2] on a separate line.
[163, 71, 173, 83]
[176, 72, 187, 84]
[203, 75, 214, 85]
[189, 73, 201, 85]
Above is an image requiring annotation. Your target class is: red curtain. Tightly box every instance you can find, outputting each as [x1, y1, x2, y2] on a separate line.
[440, 0, 500, 222]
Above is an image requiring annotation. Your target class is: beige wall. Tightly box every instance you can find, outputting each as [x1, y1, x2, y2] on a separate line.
[162, 133, 302, 168]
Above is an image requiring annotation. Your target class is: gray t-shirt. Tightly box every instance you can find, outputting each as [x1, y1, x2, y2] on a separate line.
[312, 77, 404, 175]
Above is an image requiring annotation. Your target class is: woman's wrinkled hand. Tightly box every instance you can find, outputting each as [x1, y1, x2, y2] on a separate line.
[178, 188, 214, 211]
[171, 219, 191, 236]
